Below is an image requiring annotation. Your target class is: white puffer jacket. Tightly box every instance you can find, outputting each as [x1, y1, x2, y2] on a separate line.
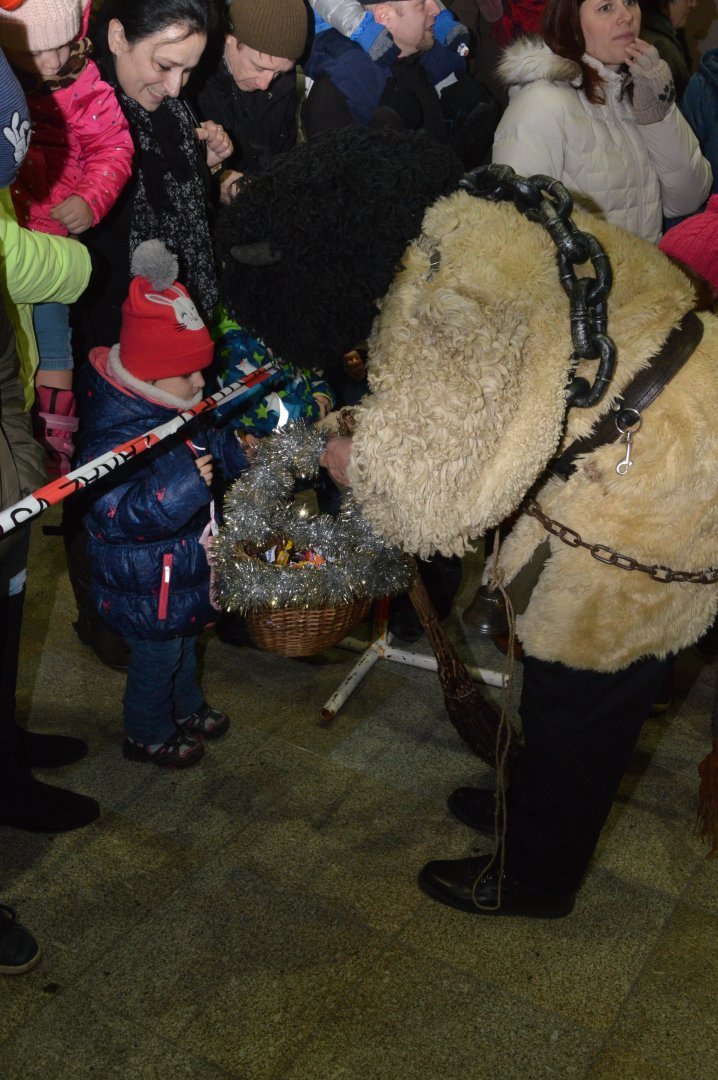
[491, 37, 712, 241]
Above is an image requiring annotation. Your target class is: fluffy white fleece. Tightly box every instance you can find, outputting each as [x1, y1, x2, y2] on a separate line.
[348, 191, 718, 670]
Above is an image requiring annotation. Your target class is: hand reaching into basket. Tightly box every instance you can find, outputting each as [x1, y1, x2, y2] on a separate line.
[320, 435, 353, 487]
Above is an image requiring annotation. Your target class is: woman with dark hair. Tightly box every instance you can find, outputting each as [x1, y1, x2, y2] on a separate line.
[68, 0, 232, 668]
[491, 0, 711, 242]
[76, 0, 231, 346]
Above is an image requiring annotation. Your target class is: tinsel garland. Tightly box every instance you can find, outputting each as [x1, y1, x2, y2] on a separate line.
[211, 423, 412, 613]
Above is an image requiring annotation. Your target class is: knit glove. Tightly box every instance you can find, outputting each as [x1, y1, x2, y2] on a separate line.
[627, 45, 675, 125]
[435, 8, 470, 57]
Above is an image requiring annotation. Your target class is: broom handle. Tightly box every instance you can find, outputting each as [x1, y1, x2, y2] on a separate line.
[407, 563, 470, 682]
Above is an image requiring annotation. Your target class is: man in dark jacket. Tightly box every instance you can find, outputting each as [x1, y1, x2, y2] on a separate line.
[302, 0, 498, 168]
[191, 0, 310, 199]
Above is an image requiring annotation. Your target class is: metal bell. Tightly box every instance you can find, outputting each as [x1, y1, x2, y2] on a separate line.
[463, 584, 509, 636]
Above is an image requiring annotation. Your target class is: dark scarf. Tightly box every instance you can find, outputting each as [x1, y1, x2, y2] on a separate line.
[19, 36, 90, 94]
[118, 89, 218, 323]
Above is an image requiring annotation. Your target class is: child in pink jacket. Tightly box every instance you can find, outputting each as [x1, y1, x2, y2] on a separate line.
[0, 0, 133, 475]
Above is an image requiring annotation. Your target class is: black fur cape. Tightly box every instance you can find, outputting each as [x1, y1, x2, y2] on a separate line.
[215, 127, 464, 369]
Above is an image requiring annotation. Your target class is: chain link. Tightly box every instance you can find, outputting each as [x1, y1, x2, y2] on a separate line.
[459, 164, 617, 409]
[524, 499, 718, 584]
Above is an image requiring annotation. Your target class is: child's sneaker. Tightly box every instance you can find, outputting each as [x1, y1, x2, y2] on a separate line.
[176, 704, 230, 741]
[122, 730, 204, 768]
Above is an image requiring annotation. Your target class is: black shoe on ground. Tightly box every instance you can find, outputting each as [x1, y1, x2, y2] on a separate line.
[19, 730, 88, 769]
[0, 905, 41, 975]
[447, 787, 501, 837]
[417, 854, 575, 918]
[216, 612, 256, 648]
[0, 775, 100, 833]
[74, 611, 130, 672]
[388, 605, 425, 644]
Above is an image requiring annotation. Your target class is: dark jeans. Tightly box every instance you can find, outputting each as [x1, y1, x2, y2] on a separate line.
[504, 653, 669, 893]
[124, 636, 204, 744]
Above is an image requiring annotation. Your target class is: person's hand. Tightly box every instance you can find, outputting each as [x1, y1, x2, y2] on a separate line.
[319, 434, 352, 487]
[50, 194, 94, 233]
[314, 393, 333, 419]
[625, 40, 675, 125]
[194, 452, 214, 487]
[238, 430, 261, 458]
[219, 168, 243, 205]
[196, 120, 233, 169]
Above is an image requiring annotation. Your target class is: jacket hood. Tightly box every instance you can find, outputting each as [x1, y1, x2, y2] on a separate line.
[89, 345, 203, 412]
[695, 46, 718, 92]
[80, 347, 198, 449]
[496, 36, 581, 89]
[496, 36, 623, 92]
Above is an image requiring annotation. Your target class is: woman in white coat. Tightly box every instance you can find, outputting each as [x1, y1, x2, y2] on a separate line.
[491, 0, 711, 241]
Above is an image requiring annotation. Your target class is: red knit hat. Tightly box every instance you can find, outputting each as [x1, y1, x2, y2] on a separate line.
[120, 241, 214, 381]
[659, 196, 718, 294]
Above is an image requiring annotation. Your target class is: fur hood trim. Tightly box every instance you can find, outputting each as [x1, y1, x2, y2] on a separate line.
[348, 191, 696, 561]
[496, 36, 622, 92]
[106, 345, 203, 411]
[497, 36, 582, 89]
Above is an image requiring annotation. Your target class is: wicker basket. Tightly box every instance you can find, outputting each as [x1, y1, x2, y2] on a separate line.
[234, 540, 371, 656]
[246, 597, 371, 657]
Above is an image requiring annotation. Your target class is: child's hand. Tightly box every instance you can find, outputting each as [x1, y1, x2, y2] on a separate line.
[194, 452, 213, 487]
[196, 120, 233, 170]
[50, 194, 94, 234]
[314, 393, 332, 419]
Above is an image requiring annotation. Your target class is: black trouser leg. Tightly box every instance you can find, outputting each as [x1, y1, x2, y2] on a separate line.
[504, 653, 669, 893]
[0, 589, 27, 777]
[0, 529, 30, 775]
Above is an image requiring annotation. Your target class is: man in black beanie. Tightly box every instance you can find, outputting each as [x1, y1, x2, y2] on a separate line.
[191, 0, 310, 195]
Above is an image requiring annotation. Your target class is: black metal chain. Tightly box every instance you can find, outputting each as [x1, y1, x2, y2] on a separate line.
[525, 499, 718, 584]
[459, 164, 617, 409]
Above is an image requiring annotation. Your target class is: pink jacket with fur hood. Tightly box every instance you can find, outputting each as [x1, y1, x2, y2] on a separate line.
[10, 57, 134, 236]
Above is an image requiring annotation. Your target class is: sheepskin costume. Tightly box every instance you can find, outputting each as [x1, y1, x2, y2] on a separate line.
[218, 130, 718, 673]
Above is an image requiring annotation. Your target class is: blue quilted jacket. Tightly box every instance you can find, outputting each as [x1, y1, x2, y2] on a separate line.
[304, 29, 465, 126]
[77, 349, 248, 640]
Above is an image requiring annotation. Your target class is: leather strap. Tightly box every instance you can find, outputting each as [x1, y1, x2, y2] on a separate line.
[550, 310, 704, 481]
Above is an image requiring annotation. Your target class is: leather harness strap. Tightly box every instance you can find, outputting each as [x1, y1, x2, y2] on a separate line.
[550, 309, 704, 481]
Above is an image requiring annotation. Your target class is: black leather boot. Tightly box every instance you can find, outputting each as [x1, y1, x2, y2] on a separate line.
[0, 772, 100, 833]
[418, 854, 575, 918]
[18, 730, 87, 769]
[447, 787, 501, 836]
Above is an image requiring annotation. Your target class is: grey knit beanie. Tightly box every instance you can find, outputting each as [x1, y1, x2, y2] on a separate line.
[227, 0, 308, 60]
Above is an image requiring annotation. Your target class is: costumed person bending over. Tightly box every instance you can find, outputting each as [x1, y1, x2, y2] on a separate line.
[216, 127, 718, 918]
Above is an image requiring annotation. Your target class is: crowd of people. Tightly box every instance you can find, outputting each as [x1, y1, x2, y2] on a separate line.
[0, 0, 715, 972]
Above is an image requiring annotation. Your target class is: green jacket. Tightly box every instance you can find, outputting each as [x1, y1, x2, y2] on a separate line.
[0, 187, 91, 408]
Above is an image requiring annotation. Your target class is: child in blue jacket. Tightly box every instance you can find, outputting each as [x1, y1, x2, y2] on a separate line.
[77, 242, 248, 769]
